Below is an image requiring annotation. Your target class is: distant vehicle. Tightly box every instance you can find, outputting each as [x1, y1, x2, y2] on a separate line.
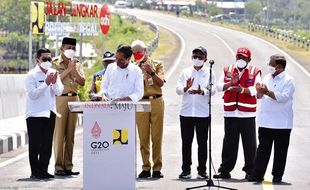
[114, 0, 127, 8]
[126, 0, 134, 8]
[210, 14, 231, 22]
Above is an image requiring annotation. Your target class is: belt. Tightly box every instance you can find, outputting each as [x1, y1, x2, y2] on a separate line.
[61, 93, 77, 96]
[142, 95, 162, 100]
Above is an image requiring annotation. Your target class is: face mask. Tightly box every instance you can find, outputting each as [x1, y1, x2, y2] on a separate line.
[134, 53, 145, 63]
[192, 58, 204, 67]
[40, 61, 52, 70]
[268, 65, 276, 75]
[64, 49, 75, 59]
[236, 59, 247, 69]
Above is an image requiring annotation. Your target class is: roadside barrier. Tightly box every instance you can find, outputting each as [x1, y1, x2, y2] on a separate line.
[248, 23, 310, 51]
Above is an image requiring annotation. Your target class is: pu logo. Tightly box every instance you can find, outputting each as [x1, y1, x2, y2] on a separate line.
[113, 129, 128, 145]
[31, 2, 45, 34]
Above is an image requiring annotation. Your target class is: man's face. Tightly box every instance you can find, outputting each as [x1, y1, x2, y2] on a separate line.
[37, 52, 52, 72]
[103, 60, 115, 68]
[236, 54, 250, 63]
[116, 52, 130, 69]
[132, 45, 146, 62]
[61, 44, 76, 51]
[192, 51, 206, 61]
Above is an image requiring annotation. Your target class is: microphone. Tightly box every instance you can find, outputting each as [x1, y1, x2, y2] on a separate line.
[209, 60, 215, 65]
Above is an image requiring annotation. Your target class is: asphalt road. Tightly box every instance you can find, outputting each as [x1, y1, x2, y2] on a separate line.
[0, 9, 309, 190]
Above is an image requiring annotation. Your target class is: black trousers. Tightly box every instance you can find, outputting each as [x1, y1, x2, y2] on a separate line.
[253, 127, 291, 179]
[180, 115, 210, 174]
[26, 112, 55, 176]
[218, 117, 256, 174]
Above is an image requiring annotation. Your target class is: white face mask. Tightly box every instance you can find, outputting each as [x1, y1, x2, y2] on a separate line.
[268, 65, 276, 75]
[64, 49, 75, 59]
[236, 59, 247, 69]
[40, 61, 52, 70]
[193, 58, 204, 67]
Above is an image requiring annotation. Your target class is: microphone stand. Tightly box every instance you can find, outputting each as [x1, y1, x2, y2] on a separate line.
[186, 60, 237, 190]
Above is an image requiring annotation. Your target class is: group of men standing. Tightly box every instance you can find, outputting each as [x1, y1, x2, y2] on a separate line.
[175, 46, 295, 184]
[25, 36, 295, 184]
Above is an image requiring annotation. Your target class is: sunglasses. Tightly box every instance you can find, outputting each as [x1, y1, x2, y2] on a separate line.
[42, 57, 52, 62]
[192, 55, 204, 60]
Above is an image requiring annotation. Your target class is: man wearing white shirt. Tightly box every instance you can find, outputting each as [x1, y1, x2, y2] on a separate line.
[25, 48, 64, 179]
[214, 47, 261, 179]
[249, 54, 295, 183]
[99, 45, 143, 102]
[176, 46, 216, 179]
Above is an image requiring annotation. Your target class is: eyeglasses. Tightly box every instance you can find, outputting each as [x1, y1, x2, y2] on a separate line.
[192, 55, 204, 60]
[42, 57, 52, 62]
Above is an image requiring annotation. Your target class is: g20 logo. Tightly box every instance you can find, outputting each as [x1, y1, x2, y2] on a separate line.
[91, 141, 109, 149]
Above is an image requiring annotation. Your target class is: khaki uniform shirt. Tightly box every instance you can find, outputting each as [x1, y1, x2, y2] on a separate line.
[52, 55, 84, 94]
[137, 57, 164, 97]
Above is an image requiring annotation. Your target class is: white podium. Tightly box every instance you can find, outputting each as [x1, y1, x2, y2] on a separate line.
[68, 101, 151, 190]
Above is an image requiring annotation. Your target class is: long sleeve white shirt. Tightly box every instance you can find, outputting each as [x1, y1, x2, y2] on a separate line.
[176, 66, 216, 117]
[25, 65, 64, 118]
[258, 71, 295, 129]
[216, 64, 261, 118]
[99, 62, 144, 103]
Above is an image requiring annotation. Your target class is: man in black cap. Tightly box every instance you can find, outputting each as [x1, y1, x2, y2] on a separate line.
[89, 51, 115, 101]
[52, 37, 85, 176]
[176, 46, 216, 179]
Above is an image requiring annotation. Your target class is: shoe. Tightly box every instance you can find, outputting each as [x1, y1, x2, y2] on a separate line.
[30, 174, 42, 179]
[179, 171, 191, 179]
[213, 173, 231, 179]
[54, 170, 67, 176]
[247, 175, 264, 182]
[42, 172, 55, 178]
[197, 173, 208, 179]
[152, 171, 164, 178]
[245, 173, 251, 180]
[64, 170, 80, 175]
[138, 170, 151, 178]
[272, 177, 282, 183]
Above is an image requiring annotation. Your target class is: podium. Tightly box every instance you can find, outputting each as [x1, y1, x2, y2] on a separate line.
[68, 101, 151, 190]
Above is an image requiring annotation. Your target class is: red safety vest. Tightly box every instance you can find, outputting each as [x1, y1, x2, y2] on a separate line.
[223, 65, 261, 112]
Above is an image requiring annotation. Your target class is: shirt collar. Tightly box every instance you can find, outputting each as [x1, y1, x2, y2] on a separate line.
[116, 62, 134, 71]
[192, 65, 207, 72]
[274, 71, 285, 79]
[34, 64, 44, 73]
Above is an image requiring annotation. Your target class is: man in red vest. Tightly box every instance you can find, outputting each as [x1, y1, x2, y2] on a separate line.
[214, 47, 261, 179]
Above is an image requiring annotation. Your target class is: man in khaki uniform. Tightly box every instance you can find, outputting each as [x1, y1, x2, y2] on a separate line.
[52, 37, 85, 176]
[131, 40, 165, 178]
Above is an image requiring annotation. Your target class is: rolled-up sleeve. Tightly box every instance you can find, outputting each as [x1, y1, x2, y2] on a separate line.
[129, 68, 144, 102]
[51, 76, 64, 96]
[216, 73, 225, 92]
[176, 72, 186, 95]
[274, 79, 295, 103]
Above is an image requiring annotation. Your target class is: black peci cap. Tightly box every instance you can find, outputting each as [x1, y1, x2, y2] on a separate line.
[62, 37, 76, 46]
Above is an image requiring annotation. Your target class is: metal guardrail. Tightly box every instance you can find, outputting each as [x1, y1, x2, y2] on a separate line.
[248, 23, 310, 51]
[114, 10, 159, 55]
